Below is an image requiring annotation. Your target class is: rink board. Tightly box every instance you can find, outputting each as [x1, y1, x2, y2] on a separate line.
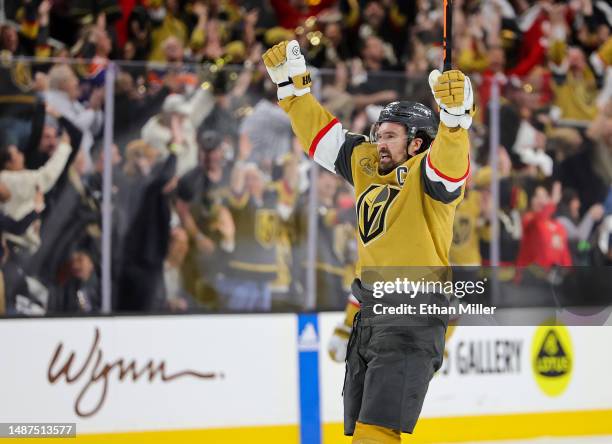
[1, 313, 612, 443]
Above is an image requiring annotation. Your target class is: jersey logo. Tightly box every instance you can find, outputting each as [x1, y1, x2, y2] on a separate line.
[11, 61, 32, 92]
[356, 184, 400, 245]
[359, 157, 375, 176]
[255, 209, 278, 249]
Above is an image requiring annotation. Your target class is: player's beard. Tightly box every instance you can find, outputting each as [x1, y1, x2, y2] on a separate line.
[378, 149, 407, 175]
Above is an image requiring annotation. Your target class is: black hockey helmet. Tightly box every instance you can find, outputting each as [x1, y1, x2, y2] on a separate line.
[370, 101, 438, 155]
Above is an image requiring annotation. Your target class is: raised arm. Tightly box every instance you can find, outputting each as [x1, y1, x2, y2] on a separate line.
[424, 69, 473, 194]
[278, 94, 346, 172]
[34, 135, 72, 193]
[262, 40, 350, 174]
[424, 124, 470, 192]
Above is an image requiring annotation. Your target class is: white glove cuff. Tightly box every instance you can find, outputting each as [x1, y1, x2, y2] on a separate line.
[293, 86, 311, 96]
[440, 109, 462, 128]
[440, 109, 473, 129]
[460, 114, 473, 129]
[277, 84, 295, 100]
[287, 58, 310, 96]
[287, 57, 307, 77]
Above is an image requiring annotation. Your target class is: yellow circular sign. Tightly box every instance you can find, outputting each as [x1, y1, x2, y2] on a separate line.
[531, 324, 573, 397]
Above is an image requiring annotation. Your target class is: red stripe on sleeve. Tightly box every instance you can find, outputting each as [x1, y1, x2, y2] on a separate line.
[427, 153, 470, 183]
[308, 118, 339, 158]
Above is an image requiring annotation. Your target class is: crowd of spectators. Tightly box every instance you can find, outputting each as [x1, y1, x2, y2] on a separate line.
[0, 0, 610, 315]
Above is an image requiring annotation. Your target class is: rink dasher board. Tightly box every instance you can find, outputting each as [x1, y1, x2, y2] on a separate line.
[1, 312, 611, 443]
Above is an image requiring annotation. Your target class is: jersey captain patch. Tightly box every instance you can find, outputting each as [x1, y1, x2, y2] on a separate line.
[356, 184, 400, 245]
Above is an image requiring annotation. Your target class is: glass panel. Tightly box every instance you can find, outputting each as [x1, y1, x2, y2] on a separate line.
[1, 55, 609, 318]
[0, 58, 105, 315]
[111, 61, 313, 313]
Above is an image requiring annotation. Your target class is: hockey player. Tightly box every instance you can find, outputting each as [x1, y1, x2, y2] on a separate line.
[263, 40, 472, 443]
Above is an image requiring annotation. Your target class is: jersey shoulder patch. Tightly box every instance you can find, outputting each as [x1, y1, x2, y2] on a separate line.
[334, 132, 368, 186]
[351, 141, 380, 182]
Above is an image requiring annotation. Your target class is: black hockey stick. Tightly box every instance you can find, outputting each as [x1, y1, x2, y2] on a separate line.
[443, 0, 453, 72]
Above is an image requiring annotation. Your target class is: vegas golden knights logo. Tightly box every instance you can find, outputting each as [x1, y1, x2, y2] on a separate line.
[11, 61, 33, 92]
[255, 209, 278, 249]
[356, 184, 400, 245]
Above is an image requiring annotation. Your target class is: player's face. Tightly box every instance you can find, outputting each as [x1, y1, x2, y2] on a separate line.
[376, 122, 409, 174]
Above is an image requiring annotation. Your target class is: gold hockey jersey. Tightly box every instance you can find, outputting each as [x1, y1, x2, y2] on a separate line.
[279, 94, 470, 274]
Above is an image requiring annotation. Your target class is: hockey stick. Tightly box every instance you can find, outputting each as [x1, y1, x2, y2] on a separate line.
[443, 0, 453, 72]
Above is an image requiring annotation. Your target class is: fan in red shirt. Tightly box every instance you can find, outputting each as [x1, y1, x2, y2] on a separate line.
[517, 181, 572, 268]
[270, 0, 337, 30]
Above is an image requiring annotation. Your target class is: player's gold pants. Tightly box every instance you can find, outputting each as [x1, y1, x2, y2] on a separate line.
[352, 421, 401, 443]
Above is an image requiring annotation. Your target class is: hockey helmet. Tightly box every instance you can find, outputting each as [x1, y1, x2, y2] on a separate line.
[370, 101, 438, 154]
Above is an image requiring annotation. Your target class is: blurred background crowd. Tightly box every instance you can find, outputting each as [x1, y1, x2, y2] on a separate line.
[0, 0, 610, 316]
